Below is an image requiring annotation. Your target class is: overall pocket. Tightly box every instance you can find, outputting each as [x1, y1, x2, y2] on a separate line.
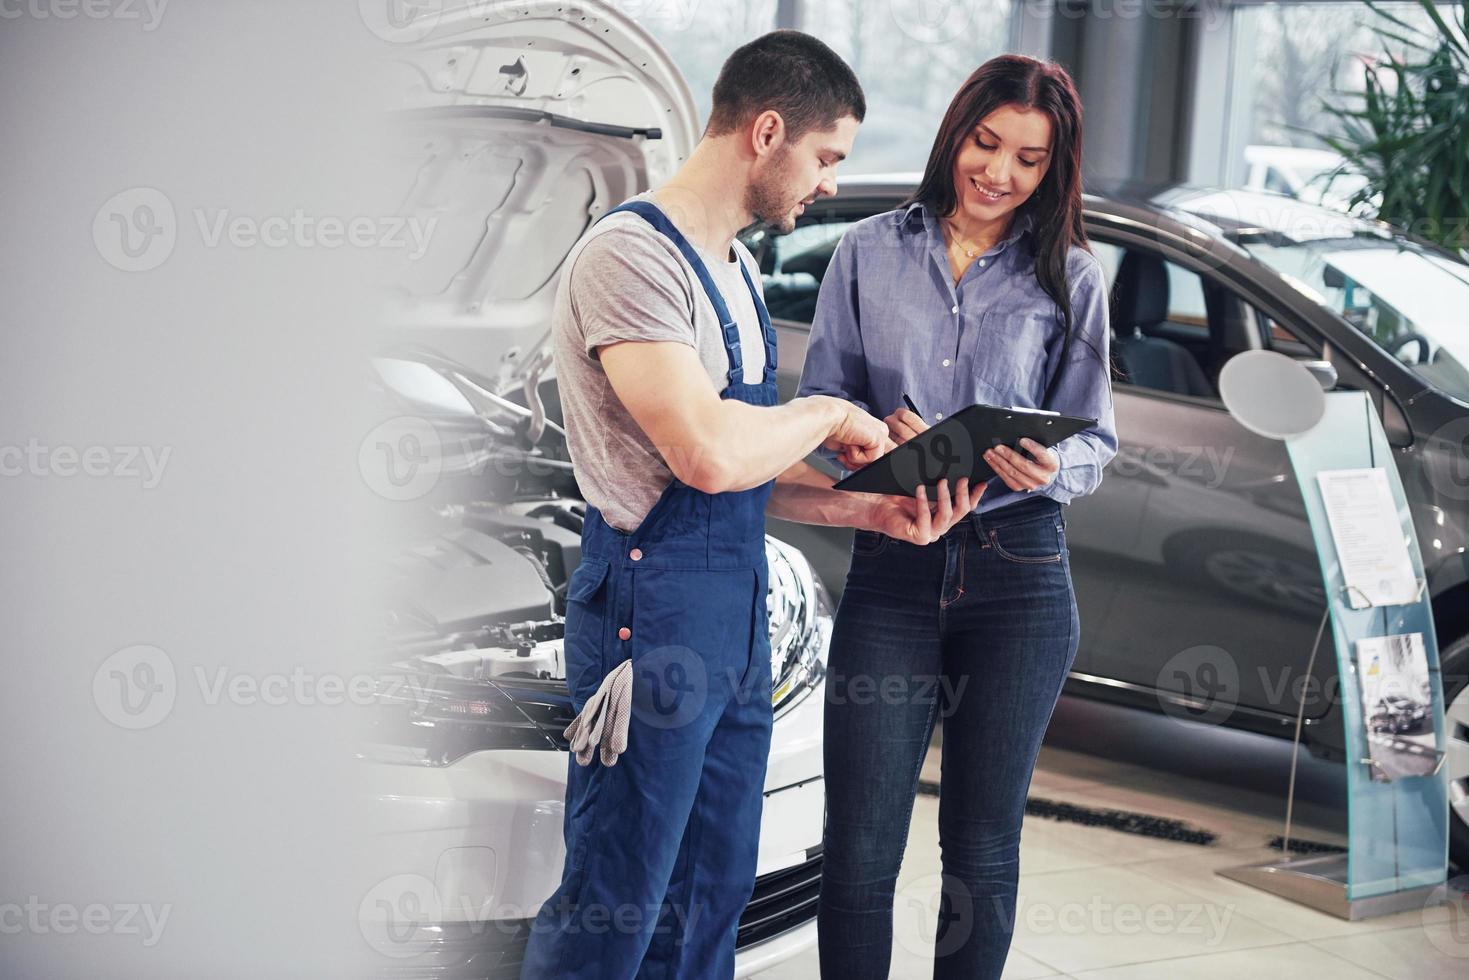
[563, 558, 611, 705]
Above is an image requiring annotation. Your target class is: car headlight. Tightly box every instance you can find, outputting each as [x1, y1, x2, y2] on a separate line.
[765, 537, 833, 720]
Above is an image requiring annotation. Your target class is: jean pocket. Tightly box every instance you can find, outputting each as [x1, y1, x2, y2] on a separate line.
[852, 529, 891, 558]
[987, 518, 1063, 564]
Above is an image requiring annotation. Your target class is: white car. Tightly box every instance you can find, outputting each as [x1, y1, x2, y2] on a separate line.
[357, 3, 831, 977]
[1241, 144, 1373, 216]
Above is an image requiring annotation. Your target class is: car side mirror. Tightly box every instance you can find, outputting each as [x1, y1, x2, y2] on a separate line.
[1297, 358, 1338, 390]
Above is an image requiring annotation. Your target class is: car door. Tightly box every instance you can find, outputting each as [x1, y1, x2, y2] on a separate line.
[1087, 234, 1337, 722]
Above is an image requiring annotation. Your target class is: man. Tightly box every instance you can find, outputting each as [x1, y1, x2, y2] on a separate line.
[522, 31, 974, 980]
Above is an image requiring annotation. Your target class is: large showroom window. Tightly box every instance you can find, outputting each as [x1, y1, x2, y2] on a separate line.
[1209, 1, 1451, 203]
[635, 2, 781, 132]
[633, 0, 1015, 175]
[799, 0, 1015, 174]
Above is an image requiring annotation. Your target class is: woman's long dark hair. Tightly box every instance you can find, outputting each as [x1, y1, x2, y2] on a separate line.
[903, 55, 1090, 408]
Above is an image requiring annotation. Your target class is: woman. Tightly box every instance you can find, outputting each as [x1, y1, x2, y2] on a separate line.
[799, 56, 1117, 979]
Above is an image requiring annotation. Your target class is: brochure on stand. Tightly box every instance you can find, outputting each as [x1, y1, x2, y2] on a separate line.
[1355, 633, 1437, 781]
[1317, 468, 1418, 608]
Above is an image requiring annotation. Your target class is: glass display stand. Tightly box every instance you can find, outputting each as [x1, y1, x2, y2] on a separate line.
[1216, 390, 1450, 919]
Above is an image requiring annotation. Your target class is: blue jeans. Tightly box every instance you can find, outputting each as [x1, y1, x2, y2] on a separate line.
[817, 495, 1079, 980]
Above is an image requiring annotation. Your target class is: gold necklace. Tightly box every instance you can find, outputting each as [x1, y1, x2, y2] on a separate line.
[942, 219, 984, 260]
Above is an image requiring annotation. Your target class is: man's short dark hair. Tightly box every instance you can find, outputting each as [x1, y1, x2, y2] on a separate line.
[705, 30, 866, 143]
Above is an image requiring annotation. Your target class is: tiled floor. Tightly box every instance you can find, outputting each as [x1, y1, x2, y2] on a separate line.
[756, 697, 1467, 979]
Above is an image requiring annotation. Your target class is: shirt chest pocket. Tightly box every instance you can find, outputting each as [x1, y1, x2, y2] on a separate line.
[967, 310, 1057, 402]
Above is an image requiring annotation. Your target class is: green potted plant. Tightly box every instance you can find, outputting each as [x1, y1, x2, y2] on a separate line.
[1321, 0, 1468, 254]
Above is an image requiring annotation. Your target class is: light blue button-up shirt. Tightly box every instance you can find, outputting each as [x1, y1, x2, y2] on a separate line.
[798, 200, 1117, 512]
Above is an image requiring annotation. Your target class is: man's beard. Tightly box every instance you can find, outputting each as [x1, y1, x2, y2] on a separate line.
[745, 148, 802, 233]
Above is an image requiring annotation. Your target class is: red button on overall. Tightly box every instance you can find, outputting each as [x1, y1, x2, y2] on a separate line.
[618, 627, 632, 641]
[629, 548, 643, 561]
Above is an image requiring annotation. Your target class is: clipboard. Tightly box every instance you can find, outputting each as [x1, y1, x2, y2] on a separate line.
[833, 403, 1096, 497]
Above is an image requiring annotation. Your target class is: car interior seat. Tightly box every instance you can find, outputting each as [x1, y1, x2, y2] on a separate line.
[1110, 251, 1215, 398]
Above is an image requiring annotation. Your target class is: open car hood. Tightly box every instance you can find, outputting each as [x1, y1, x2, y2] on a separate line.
[381, 1, 698, 371]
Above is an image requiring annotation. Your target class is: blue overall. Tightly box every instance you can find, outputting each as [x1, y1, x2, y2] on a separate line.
[521, 201, 778, 980]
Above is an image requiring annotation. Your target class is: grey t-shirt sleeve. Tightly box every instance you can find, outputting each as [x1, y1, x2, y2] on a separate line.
[568, 224, 698, 360]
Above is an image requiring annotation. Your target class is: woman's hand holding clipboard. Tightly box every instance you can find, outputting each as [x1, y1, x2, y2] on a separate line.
[836, 397, 1094, 498]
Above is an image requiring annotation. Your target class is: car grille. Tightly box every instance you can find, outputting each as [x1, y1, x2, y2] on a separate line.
[365, 850, 823, 979]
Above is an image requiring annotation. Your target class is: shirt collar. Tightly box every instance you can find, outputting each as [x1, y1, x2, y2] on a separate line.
[900, 199, 1035, 253]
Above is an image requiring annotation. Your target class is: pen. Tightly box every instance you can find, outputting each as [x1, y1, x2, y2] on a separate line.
[902, 393, 922, 419]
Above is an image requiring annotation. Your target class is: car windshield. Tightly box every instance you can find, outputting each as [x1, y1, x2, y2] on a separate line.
[1238, 234, 1469, 403]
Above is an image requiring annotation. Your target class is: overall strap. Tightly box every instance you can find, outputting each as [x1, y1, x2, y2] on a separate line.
[598, 201, 776, 387]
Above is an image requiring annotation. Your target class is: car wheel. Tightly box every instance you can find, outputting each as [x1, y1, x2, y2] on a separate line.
[1164, 531, 1326, 610]
[1442, 630, 1469, 871]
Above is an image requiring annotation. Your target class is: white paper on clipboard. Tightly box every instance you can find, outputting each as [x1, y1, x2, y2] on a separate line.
[1316, 467, 1418, 609]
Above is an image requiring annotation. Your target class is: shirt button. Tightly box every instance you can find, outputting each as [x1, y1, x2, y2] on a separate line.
[935, 412, 944, 420]
[950, 304, 959, 314]
[618, 627, 632, 641]
[629, 548, 643, 561]
[942, 359, 951, 367]
[979, 259, 987, 267]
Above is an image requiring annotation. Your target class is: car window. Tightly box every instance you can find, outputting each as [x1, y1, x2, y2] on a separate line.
[1264, 166, 1294, 196]
[741, 219, 860, 325]
[1099, 243, 1219, 400]
[1167, 265, 1208, 330]
[1087, 242, 1205, 331]
[1092, 241, 1123, 291]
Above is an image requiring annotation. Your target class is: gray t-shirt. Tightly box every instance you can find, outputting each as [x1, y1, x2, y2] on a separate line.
[552, 192, 769, 533]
